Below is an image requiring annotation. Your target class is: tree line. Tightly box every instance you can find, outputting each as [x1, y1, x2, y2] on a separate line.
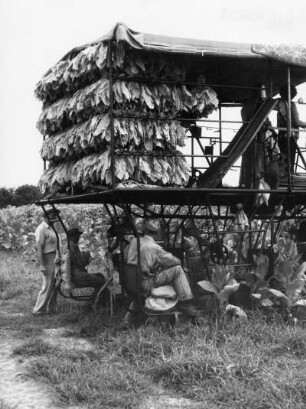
[0, 185, 41, 208]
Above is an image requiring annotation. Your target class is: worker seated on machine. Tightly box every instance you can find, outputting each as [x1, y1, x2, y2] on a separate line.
[125, 219, 199, 317]
[62, 228, 106, 293]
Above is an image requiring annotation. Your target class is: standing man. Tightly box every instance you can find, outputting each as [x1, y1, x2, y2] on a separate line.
[239, 84, 268, 188]
[33, 209, 59, 315]
[277, 84, 306, 173]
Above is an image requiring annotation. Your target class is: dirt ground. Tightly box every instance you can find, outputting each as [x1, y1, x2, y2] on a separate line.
[0, 310, 61, 409]
[0, 298, 204, 409]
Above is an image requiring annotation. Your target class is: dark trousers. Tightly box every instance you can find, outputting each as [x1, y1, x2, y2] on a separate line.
[278, 133, 296, 173]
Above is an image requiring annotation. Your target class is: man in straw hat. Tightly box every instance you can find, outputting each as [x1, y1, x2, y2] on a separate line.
[33, 209, 59, 315]
[125, 218, 199, 317]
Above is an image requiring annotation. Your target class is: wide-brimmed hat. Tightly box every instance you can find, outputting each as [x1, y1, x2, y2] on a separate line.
[67, 227, 83, 238]
[280, 84, 297, 100]
[144, 219, 161, 233]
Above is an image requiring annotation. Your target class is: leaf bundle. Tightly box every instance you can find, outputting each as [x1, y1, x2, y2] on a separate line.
[39, 150, 190, 194]
[41, 114, 186, 162]
[37, 79, 218, 136]
[35, 40, 219, 195]
[35, 43, 187, 104]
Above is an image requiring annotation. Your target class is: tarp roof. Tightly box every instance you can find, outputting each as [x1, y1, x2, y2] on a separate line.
[65, 22, 306, 67]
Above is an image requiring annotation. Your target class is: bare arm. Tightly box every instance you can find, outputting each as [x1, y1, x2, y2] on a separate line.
[292, 103, 306, 128]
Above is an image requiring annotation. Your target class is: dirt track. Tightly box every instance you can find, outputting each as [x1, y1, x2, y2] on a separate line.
[0, 308, 86, 409]
[0, 325, 57, 409]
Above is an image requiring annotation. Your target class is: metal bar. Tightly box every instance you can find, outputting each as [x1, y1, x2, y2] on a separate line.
[204, 229, 268, 235]
[261, 197, 286, 250]
[50, 203, 68, 234]
[207, 263, 252, 268]
[104, 203, 114, 219]
[219, 104, 222, 155]
[253, 219, 265, 249]
[293, 137, 306, 170]
[187, 135, 220, 139]
[39, 186, 304, 199]
[194, 135, 211, 166]
[220, 103, 243, 108]
[183, 203, 212, 280]
[174, 206, 190, 236]
[172, 205, 186, 246]
[269, 126, 306, 133]
[108, 41, 115, 190]
[113, 204, 141, 298]
[206, 195, 227, 265]
[113, 113, 245, 124]
[119, 205, 142, 294]
[223, 205, 229, 230]
[94, 277, 114, 310]
[269, 60, 273, 96]
[191, 128, 195, 174]
[273, 218, 283, 243]
[270, 215, 274, 247]
[287, 68, 292, 189]
[201, 127, 239, 132]
[111, 76, 261, 90]
[114, 152, 234, 158]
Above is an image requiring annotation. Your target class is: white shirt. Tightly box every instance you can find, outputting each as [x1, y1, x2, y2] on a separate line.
[35, 221, 57, 254]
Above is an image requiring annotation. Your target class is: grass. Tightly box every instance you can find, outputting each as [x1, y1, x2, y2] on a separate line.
[2, 251, 306, 408]
[26, 348, 153, 408]
[13, 337, 55, 357]
[0, 252, 39, 304]
[0, 400, 17, 409]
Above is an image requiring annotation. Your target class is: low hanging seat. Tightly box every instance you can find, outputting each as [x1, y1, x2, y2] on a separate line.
[121, 264, 179, 318]
[53, 252, 114, 313]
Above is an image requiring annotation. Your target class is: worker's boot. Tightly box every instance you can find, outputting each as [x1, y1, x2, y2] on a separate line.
[176, 300, 200, 317]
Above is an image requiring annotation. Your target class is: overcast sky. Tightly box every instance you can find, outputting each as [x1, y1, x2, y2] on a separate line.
[1, 0, 306, 188]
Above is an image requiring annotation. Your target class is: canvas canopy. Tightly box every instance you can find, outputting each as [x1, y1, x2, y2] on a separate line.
[52, 22, 306, 103]
[62, 22, 306, 65]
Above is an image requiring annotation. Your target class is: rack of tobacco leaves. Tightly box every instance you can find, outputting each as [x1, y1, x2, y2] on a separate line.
[36, 26, 220, 200]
